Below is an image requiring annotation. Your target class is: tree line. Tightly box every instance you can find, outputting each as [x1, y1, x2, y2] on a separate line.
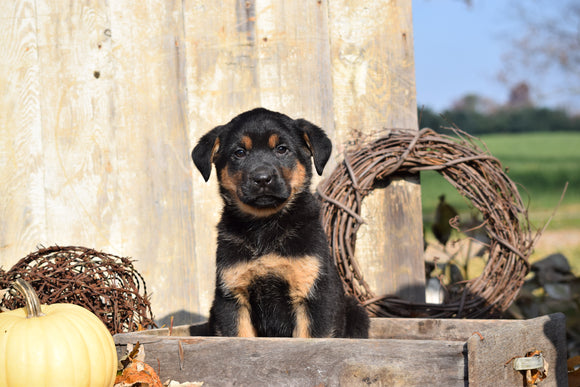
[419, 98, 580, 135]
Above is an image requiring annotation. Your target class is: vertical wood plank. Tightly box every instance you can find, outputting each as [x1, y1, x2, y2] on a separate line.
[0, 0, 45, 267]
[328, 0, 424, 302]
[34, 0, 115, 248]
[253, 1, 335, 135]
[108, 0, 197, 321]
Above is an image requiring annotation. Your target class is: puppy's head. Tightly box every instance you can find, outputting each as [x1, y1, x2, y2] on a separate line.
[192, 108, 332, 217]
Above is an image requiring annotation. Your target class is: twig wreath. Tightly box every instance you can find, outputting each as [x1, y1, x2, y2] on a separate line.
[0, 245, 156, 334]
[317, 127, 536, 318]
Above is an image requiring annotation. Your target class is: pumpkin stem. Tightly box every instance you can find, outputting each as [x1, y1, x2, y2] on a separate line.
[13, 279, 45, 318]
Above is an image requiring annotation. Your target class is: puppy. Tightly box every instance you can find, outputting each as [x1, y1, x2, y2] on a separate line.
[192, 108, 369, 338]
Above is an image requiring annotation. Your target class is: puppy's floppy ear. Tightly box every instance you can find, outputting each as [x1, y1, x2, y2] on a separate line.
[295, 119, 332, 175]
[192, 125, 225, 182]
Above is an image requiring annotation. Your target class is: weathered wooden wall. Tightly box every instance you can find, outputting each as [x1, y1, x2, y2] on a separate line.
[0, 0, 420, 322]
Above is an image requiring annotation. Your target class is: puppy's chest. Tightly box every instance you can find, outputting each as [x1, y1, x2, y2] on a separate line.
[220, 254, 320, 302]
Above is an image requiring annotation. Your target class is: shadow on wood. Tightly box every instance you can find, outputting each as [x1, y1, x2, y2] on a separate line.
[156, 310, 207, 328]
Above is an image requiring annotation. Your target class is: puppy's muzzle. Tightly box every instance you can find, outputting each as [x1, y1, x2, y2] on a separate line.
[242, 166, 289, 208]
[251, 166, 276, 189]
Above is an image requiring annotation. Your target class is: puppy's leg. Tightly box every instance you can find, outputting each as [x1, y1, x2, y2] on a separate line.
[237, 303, 257, 337]
[209, 293, 257, 337]
[343, 295, 370, 338]
[292, 303, 311, 338]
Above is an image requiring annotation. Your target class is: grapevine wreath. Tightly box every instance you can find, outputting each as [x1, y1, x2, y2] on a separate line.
[317, 127, 537, 318]
[0, 245, 155, 334]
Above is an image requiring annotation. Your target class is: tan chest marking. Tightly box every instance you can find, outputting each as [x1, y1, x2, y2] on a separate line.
[220, 254, 320, 338]
[221, 254, 320, 302]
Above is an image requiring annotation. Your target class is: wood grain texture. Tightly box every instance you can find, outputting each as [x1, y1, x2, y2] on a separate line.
[107, 0, 197, 320]
[328, 0, 424, 302]
[1, 0, 198, 320]
[29, 0, 119, 267]
[115, 335, 466, 386]
[0, 1, 45, 267]
[467, 313, 567, 386]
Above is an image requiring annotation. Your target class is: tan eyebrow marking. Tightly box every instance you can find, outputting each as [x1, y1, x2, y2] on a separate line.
[241, 135, 252, 150]
[268, 134, 279, 149]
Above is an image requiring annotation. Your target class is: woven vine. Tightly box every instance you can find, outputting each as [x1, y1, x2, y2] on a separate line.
[317, 128, 536, 318]
[0, 245, 155, 334]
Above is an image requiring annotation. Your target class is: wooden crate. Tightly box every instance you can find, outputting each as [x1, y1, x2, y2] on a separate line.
[114, 313, 567, 386]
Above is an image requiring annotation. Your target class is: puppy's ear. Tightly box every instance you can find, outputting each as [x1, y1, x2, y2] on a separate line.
[295, 119, 332, 175]
[192, 125, 225, 182]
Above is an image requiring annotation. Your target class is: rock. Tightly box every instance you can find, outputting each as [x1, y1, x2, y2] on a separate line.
[544, 283, 572, 301]
[531, 253, 575, 285]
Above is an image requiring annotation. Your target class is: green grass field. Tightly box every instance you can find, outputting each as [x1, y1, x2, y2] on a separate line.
[419, 131, 580, 274]
[421, 131, 580, 231]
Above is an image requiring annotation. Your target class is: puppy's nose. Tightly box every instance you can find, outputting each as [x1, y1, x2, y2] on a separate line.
[251, 167, 274, 187]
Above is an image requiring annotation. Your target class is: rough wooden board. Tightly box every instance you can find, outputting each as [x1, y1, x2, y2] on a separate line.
[327, 0, 424, 303]
[126, 314, 566, 342]
[381, 176, 425, 302]
[182, 0, 251, 321]
[35, 0, 114, 248]
[133, 322, 210, 338]
[106, 0, 198, 321]
[467, 313, 567, 386]
[0, 0, 199, 321]
[0, 0, 45, 263]
[115, 336, 466, 386]
[369, 316, 563, 341]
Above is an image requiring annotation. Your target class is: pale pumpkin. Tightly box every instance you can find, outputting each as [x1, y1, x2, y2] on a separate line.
[0, 279, 118, 387]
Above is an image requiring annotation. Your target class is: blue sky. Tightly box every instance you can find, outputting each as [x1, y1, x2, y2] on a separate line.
[412, 0, 579, 113]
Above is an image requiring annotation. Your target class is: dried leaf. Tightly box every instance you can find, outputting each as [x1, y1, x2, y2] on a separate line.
[568, 356, 580, 387]
[568, 355, 580, 372]
[114, 359, 162, 387]
[118, 342, 145, 372]
[524, 350, 548, 386]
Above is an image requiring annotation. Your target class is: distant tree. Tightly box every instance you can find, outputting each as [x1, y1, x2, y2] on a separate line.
[500, 1, 580, 107]
[441, 108, 488, 134]
[450, 94, 498, 114]
[418, 106, 444, 130]
[507, 82, 532, 109]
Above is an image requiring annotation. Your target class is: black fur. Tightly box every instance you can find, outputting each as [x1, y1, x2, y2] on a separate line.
[192, 108, 369, 338]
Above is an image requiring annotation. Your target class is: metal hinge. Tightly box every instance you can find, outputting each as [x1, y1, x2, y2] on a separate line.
[512, 352, 548, 386]
[513, 353, 544, 371]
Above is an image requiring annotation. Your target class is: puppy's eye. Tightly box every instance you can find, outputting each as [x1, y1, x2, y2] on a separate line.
[234, 149, 246, 158]
[275, 145, 288, 155]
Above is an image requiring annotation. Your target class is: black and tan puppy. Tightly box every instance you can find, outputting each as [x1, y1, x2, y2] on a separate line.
[192, 108, 369, 338]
